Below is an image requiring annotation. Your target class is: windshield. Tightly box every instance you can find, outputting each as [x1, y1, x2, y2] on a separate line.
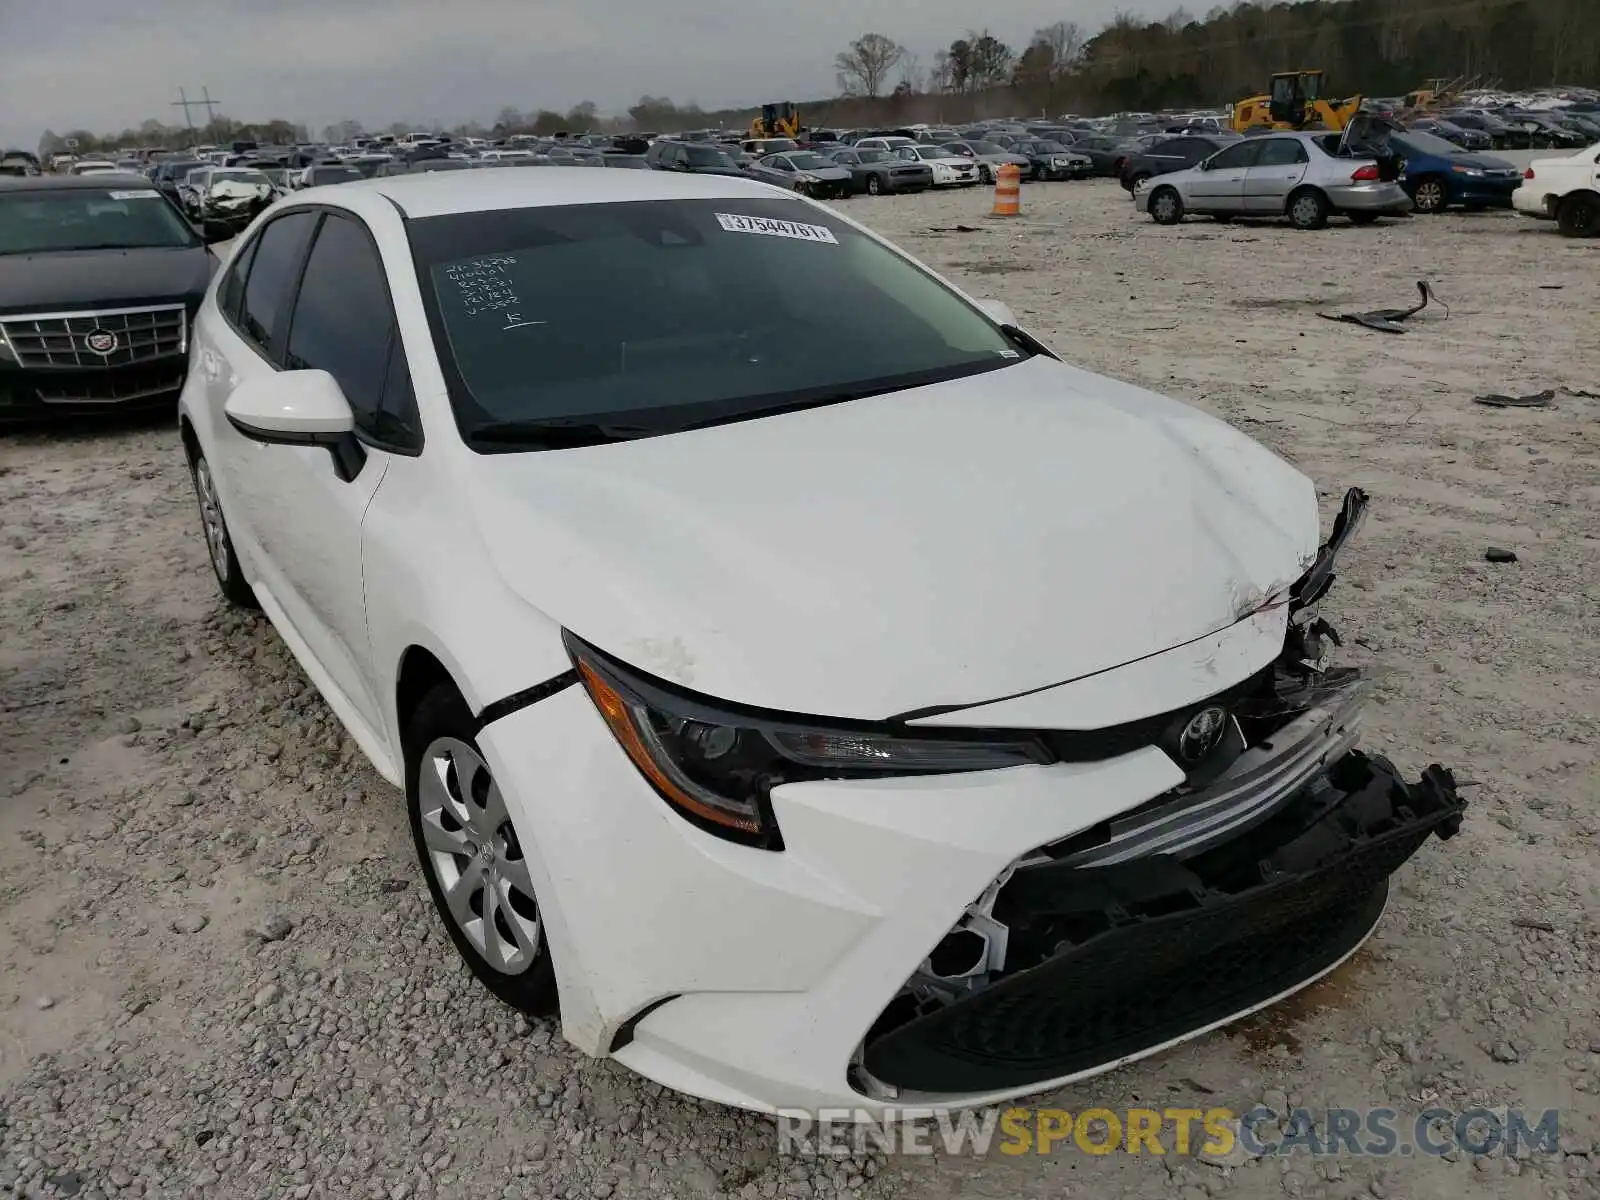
[911, 147, 947, 160]
[1034, 141, 1070, 153]
[311, 166, 362, 183]
[855, 149, 889, 163]
[409, 198, 1024, 450]
[754, 139, 798, 153]
[0, 188, 199, 255]
[968, 142, 1005, 155]
[685, 146, 736, 167]
[1396, 131, 1465, 157]
[786, 153, 833, 170]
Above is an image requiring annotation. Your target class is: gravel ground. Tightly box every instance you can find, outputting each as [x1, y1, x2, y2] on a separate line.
[1, 181, 1597, 1200]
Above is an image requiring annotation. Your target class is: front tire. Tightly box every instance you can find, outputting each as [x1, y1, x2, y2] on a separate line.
[1556, 192, 1600, 237]
[189, 449, 257, 609]
[1412, 175, 1448, 213]
[1149, 186, 1184, 225]
[1288, 187, 1330, 230]
[406, 685, 558, 1016]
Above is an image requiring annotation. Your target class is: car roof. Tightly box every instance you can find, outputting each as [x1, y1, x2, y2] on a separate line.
[0, 174, 160, 192]
[349, 166, 787, 218]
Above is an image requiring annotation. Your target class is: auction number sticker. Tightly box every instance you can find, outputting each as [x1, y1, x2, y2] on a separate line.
[715, 213, 838, 244]
[109, 190, 161, 200]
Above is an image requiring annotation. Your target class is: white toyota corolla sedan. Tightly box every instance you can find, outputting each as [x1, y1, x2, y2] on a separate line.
[179, 169, 1465, 1115]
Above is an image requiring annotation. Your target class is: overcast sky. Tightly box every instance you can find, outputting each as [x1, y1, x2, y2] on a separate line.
[0, 0, 1171, 149]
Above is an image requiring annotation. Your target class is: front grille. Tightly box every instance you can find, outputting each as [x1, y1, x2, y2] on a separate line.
[0, 361, 187, 408]
[0, 304, 187, 370]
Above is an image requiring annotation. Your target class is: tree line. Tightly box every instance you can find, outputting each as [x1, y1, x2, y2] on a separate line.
[28, 0, 1599, 156]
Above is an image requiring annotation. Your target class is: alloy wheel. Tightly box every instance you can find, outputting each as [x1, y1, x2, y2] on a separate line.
[417, 737, 542, 975]
[193, 458, 230, 583]
[1415, 179, 1445, 212]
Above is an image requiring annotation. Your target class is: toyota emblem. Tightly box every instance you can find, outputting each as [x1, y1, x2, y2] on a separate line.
[85, 329, 118, 355]
[1176, 706, 1229, 763]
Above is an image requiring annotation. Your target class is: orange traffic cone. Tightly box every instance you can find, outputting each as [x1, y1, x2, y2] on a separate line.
[991, 164, 1021, 217]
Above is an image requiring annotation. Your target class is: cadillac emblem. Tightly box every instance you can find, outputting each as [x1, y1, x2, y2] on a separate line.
[85, 329, 118, 355]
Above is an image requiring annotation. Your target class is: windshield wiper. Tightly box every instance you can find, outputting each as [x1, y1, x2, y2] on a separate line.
[466, 419, 662, 449]
[1000, 324, 1056, 359]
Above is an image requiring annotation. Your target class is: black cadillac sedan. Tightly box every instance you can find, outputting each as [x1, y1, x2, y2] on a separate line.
[0, 176, 231, 420]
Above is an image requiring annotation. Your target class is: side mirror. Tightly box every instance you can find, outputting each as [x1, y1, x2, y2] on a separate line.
[973, 297, 1019, 327]
[224, 370, 367, 482]
[198, 220, 235, 244]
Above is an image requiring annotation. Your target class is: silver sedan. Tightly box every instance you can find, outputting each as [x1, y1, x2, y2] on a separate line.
[1134, 132, 1413, 229]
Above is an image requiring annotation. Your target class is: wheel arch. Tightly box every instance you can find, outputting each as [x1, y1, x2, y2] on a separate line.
[178, 413, 200, 465]
[396, 645, 463, 753]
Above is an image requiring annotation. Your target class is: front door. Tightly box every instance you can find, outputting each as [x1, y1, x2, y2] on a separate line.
[206, 207, 393, 734]
[1187, 140, 1261, 211]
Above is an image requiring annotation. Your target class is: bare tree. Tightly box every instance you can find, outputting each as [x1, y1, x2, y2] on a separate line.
[897, 50, 923, 92]
[834, 32, 907, 97]
[1039, 20, 1086, 75]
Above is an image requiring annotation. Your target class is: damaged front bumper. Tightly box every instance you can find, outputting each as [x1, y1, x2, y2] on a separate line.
[855, 749, 1463, 1097]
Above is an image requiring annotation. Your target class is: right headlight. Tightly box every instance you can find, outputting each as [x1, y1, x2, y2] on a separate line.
[565, 633, 1049, 849]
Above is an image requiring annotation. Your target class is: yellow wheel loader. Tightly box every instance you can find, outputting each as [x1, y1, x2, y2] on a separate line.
[749, 103, 800, 140]
[1231, 71, 1362, 133]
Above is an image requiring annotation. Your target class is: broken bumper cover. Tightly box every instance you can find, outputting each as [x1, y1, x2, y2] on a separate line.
[859, 752, 1464, 1096]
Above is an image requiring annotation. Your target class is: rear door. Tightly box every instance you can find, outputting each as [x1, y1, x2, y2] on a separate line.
[1244, 137, 1310, 211]
[1187, 139, 1260, 210]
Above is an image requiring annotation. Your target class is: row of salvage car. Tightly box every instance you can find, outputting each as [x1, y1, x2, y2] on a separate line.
[1129, 115, 1600, 235]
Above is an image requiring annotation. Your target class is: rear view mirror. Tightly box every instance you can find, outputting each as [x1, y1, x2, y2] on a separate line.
[224, 370, 367, 482]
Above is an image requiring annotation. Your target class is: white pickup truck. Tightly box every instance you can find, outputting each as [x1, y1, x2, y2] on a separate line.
[1512, 141, 1600, 237]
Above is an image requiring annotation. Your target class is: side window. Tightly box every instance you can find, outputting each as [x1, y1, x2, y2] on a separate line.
[1209, 141, 1263, 170]
[282, 214, 394, 435]
[217, 234, 260, 324]
[1256, 139, 1309, 167]
[237, 210, 318, 355]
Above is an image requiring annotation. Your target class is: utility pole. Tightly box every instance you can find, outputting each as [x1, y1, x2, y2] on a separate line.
[172, 86, 223, 145]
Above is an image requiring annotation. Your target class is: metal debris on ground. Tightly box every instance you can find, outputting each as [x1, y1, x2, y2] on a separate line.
[1318, 280, 1446, 334]
[1473, 389, 1555, 408]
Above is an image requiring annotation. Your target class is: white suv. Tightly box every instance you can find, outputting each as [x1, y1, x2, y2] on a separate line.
[1512, 141, 1600, 236]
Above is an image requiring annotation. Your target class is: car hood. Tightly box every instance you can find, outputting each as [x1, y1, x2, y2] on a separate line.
[800, 166, 852, 180]
[467, 355, 1320, 720]
[0, 244, 214, 316]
